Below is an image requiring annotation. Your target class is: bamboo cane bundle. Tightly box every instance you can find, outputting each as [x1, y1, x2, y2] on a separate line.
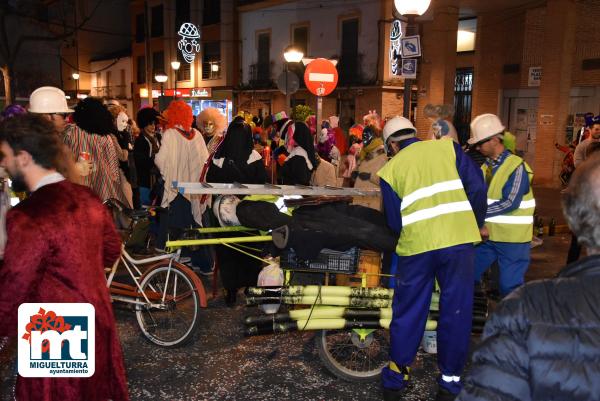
[244, 318, 439, 336]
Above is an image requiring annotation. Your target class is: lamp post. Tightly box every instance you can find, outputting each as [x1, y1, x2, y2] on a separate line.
[171, 61, 181, 99]
[283, 45, 304, 116]
[394, 0, 431, 119]
[154, 72, 168, 97]
[72, 72, 80, 98]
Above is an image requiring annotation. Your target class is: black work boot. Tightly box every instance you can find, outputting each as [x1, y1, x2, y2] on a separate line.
[223, 288, 237, 307]
[435, 387, 458, 401]
[382, 387, 408, 401]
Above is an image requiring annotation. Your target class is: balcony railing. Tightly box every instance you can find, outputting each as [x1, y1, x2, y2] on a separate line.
[93, 85, 128, 99]
[249, 62, 273, 88]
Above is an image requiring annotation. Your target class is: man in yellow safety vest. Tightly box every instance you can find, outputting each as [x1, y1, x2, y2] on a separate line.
[468, 113, 535, 297]
[378, 117, 487, 401]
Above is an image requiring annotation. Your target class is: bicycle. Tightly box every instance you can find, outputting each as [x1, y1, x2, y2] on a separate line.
[104, 199, 207, 347]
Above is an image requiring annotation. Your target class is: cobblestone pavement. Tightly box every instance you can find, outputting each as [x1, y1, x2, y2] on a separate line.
[0, 235, 569, 401]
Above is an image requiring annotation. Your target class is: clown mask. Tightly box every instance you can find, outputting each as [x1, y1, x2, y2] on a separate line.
[116, 112, 129, 132]
[319, 128, 329, 144]
[203, 120, 216, 136]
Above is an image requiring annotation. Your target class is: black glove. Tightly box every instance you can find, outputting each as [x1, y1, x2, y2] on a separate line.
[351, 170, 359, 180]
[357, 172, 371, 181]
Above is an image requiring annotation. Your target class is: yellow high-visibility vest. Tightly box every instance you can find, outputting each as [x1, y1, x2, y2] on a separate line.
[378, 140, 481, 256]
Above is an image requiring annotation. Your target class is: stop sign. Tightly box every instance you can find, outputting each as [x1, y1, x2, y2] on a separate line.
[304, 58, 339, 97]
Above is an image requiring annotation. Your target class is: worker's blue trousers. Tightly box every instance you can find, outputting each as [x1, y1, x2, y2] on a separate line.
[474, 241, 530, 297]
[381, 244, 474, 395]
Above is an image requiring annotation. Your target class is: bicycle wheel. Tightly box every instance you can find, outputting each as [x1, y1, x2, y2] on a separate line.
[315, 328, 390, 382]
[135, 262, 201, 347]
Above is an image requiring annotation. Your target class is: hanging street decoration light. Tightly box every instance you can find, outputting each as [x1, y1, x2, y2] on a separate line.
[177, 22, 201, 63]
[389, 20, 403, 76]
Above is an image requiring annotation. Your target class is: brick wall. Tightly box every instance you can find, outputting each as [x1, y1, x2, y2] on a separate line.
[572, 0, 600, 86]
[534, 0, 577, 187]
[471, 13, 505, 117]
[519, 7, 545, 88]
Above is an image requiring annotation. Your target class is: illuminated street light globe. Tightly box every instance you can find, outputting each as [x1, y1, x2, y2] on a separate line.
[72, 72, 80, 80]
[283, 46, 304, 63]
[171, 61, 181, 71]
[154, 73, 168, 83]
[394, 0, 431, 15]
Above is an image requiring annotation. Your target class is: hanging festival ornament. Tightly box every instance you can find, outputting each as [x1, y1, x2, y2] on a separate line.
[389, 20, 402, 76]
[177, 22, 201, 63]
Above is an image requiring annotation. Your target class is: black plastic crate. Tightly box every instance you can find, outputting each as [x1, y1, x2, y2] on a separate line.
[280, 247, 359, 274]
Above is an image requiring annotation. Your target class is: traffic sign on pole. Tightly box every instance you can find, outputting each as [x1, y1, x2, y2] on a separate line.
[304, 58, 339, 97]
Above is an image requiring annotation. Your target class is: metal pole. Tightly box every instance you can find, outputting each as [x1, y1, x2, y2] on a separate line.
[285, 63, 290, 116]
[403, 16, 417, 120]
[144, 0, 153, 107]
[174, 72, 177, 99]
[403, 79, 412, 119]
[317, 96, 323, 130]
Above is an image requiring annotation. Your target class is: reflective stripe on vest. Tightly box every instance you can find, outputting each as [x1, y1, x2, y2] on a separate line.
[401, 179, 464, 211]
[487, 198, 536, 212]
[482, 154, 535, 242]
[377, 140, 481, 256]
[403, 200, 473, 226]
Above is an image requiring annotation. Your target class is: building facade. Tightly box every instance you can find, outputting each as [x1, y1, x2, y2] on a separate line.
[90, 53, 135, 115]
[59, 0, 131, 102]
[237, 0, 402, 131]
[237, 0, 600, 187]
[130, 0, 238, 121]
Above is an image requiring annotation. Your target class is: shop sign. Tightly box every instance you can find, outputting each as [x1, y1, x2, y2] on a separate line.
[528, 67, 542, 87]
[190, 88, 212, 97]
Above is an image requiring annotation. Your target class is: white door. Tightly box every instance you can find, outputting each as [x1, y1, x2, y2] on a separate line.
[503, 97, 538, 166]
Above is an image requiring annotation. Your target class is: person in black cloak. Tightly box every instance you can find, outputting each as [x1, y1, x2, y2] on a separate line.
[206, 119, 267, 306]
[280, 122, 317, 186]
[206, 119, 266, 184]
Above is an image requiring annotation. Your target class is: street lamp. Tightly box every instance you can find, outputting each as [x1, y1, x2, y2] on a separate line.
[393, 0, 431, 16]
[154, 72, 168, 97]
[171, 61, 181, 98]
[283, 45, 304, 115]
[394, 0, 431, 119]
[72, 72, 80, 98]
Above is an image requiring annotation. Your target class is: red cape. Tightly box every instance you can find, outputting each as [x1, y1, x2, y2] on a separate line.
[0, 180, 129, 401]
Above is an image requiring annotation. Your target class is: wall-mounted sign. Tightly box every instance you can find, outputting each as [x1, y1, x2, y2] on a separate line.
[540, 114, 554, 126]
[389, 20, 402, 76]
[401, 35, 421, 58]
[528, 67, 542, 87]
[178, 23, 201, 63]
[401, 58, 417, 79]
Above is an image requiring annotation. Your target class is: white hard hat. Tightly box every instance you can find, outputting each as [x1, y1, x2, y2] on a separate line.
[382, 116, 416, 152]
[28, 86, 74, 114]
[468, 114, 505, 145]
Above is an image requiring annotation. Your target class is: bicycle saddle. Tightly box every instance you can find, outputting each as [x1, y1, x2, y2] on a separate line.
[103, 198, 149, 219]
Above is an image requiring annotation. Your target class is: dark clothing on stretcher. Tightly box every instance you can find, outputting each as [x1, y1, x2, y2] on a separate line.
[236, 200, 397, 260]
